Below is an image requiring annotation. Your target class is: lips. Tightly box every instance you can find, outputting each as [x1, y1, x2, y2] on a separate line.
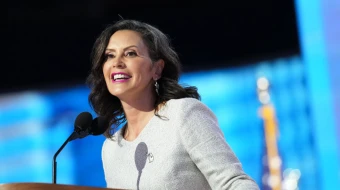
[110, 72, 131, 82]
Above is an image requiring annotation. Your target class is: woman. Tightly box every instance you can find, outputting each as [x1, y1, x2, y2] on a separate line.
[87, 19, 259, 190]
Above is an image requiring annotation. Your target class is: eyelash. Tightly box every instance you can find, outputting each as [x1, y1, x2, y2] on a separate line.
[105, 54, 114, 59]
[126, 51, 137, 57]
[105, 51, 137, 59]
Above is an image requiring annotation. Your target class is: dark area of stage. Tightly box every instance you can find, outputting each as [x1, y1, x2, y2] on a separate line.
[6, 0, 299, 92]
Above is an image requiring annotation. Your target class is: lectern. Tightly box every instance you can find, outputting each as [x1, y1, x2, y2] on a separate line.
[0, 183, 123, 190]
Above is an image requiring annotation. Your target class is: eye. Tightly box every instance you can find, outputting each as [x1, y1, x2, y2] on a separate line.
[125, 51, 137, 57]
[105, 53, 115, 59]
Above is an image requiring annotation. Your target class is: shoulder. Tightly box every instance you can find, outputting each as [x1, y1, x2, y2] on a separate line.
[169, 99, 224, 151]
[166, 97, 208, 111]
[163, 98, 218, 127]
[166, 98, 215, 117]
[167, 97, 200, 105]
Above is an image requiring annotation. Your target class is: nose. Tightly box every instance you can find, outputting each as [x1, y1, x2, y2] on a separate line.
[112, 57, 125, 68]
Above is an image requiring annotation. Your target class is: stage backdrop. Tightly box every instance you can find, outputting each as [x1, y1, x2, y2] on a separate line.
[1, 55, 324, 190]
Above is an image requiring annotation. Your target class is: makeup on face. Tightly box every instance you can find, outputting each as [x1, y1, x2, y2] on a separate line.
[111, 72, 132, 83]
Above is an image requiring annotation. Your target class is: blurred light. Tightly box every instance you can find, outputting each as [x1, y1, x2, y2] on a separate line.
[258, 91, 271, 105]
[282, 168, 301, 190]
[256, 77, 271, 104]
[268, 174, 281, 188]
[257, 77, 270, 91]
[269, 156, 282, 169]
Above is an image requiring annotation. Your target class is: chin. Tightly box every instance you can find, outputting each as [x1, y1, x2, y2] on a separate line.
[110, 91, 123, 98]
[107, 88, 121, 96]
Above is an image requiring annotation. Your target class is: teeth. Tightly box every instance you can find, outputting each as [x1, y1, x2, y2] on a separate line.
[113, 74, 129, 80]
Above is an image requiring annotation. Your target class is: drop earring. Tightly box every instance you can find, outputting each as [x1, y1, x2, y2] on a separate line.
[155, 80, 159, 95]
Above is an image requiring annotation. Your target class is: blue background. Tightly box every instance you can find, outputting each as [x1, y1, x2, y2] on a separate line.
[1, 0, 339, 189]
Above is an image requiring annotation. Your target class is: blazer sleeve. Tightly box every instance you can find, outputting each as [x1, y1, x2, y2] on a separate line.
[178, 98, 260, 190]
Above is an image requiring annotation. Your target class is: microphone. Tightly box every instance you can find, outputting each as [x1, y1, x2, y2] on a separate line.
[90, 116, 110, 136]
[69, 115, 109, 141]
[69, 112, 93, 141]
[52, 112, 108, 184]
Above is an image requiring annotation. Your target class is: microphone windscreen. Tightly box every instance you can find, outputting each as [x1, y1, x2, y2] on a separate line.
[90, 116, 109, 135]
[74, 112, 93, 131]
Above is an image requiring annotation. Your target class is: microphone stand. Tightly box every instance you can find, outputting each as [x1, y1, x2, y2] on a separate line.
[52, 132, 77, 184]
[52, 111, 93, 184]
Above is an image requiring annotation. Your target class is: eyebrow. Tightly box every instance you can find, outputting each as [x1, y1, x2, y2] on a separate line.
[105, 45, 138, 52]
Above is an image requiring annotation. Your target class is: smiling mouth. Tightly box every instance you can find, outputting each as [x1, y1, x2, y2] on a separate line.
[111, 73, 131, 81]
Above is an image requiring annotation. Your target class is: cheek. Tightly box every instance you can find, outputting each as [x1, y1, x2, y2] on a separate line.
[102, 62, 109, 77]
[140, 66, 154, 79]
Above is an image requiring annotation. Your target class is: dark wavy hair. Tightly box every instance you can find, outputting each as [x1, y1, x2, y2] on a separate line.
[86, 19, 200, 137]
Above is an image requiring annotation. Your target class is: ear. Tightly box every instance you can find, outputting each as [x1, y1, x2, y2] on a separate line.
[153, 59, 165, 80]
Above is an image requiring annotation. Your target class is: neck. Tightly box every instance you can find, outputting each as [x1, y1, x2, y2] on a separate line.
[121, 93, 156, 140]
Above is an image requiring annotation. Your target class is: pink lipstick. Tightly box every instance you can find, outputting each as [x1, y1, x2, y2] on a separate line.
[111, 72, 131, 83]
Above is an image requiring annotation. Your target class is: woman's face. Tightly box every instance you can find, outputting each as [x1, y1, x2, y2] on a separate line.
[102, 30, 163, 101]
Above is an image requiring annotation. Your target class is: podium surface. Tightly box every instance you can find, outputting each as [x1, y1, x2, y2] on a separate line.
[0, 183, 122, 190]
